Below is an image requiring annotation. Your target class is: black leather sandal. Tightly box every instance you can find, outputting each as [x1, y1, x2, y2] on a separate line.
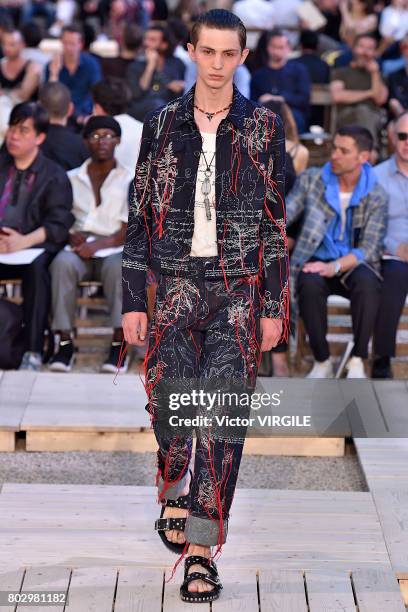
[154, 470, 192, 554]
[179, 555, 223, 603]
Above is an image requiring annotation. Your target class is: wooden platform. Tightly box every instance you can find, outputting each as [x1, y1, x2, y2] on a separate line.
[0, 372, 348, 456]
[0, 483, 406, 609]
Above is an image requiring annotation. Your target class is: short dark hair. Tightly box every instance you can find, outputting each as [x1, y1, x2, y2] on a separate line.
[147, 24, 177, 58]
[39, 82, 71, 119]
[300, 29, 318, 51]
[0, 12, 13, 33]
[92, 78, 131, 116]
[353, 33, 377, 47]
[266, 28, 287, 44]
[9, 102, 49, 135]
[21, 21, 43, 48]
[61, 23, 84, 40]
[123, 23, 143, 51]
[190, 9, 246, 51]
[336, 124, 374, 151]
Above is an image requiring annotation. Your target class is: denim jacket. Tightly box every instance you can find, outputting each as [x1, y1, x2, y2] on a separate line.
[122, 84, 289, 322]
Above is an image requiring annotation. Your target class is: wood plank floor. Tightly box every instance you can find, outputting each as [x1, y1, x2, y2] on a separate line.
[355, 436, 408, 581]
[0, 566, 404, 611]
[0, 484, 393, 573]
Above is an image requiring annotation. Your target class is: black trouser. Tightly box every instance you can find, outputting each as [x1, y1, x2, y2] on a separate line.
[145, 257, 261, 548]
[0, 251, 55, 355]
[373, 259, 408, 358]
[298, 263, 382, 362]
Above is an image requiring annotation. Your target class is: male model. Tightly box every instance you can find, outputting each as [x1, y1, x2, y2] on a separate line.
[122, 9, 289, 603]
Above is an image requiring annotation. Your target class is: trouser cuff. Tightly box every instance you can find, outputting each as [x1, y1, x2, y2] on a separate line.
[157, 470, 189, 501]
[185, 514, 228, 546]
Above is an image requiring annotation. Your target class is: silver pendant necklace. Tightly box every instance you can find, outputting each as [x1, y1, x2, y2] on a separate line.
[200, 145, 216, 221]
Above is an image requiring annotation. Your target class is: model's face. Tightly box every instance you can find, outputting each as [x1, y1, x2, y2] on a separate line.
[393, 115, 408, 163]
[267, 36, 290, 64]
[353, 37, 376, 65]
[2, 31, 23, 60]
[187, 27, 248, 90]
[86, 128, 119, 162]
[62, 32, 83, 60]
[6, 118, 44, 159]
[330, 134, 369, 175]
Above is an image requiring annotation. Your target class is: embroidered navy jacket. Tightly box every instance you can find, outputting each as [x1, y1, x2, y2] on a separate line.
[122, 84, 289, 324]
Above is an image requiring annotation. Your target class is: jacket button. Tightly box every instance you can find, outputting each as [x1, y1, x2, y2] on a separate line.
[194, 151, 200, 157]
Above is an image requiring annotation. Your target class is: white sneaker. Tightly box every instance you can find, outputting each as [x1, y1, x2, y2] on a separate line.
[306, 358, 334, 378]
[345, 356, 366, 378]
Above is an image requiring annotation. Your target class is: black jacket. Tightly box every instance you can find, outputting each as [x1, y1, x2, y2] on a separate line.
[0, 150, 74, 253]
[122, 84, 289, 320]
[41, 124, 90, 171]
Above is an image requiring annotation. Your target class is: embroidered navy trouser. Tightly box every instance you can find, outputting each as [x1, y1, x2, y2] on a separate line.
[144, 256, 261, 548]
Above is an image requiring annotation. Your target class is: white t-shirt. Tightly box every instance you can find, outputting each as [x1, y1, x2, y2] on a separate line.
[379, 6, 408, 41]
[190, 132, 218, 257]
[339, 191, 352, 241]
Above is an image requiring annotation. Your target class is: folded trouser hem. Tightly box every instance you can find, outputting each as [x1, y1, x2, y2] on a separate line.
[185, 514, 228, 546]
[157, 471, 189, 500]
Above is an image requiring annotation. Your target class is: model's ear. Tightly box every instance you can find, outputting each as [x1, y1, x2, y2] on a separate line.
[240, 47, 250, 65]
[187, 42, 197, 62]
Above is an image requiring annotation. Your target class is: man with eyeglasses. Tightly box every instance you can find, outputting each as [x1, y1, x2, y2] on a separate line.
[49, 115, 133, 373]
[372, 111, 408, 378]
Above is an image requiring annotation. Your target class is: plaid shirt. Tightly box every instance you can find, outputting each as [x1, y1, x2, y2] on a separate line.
[286, 166, 388, 327]
[122, 84, 289, 323]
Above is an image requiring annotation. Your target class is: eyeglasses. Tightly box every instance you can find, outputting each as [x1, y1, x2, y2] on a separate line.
[88, 133, 117, 142]
[397, 132, 408, 141]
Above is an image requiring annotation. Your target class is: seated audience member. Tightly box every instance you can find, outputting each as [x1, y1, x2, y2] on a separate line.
[330, 34, 388, 150]
[46, 24, 102, 121]
[339, 0, 378, 48]
[0, 102, 73, 371]
[297, 30, 330, 85]
[101, 23, 143, 80]
[0, 29, 41, 101]
[21, 21, 51, 79]
[286, 125, 388, 378]
[372, 111, 408, 378]
[388, 35, 408, 117]
[263, 99, 310, 175]
[92, 77, 143, 174]
[126, 24, 185, 121]
[39, 82, 90, 170]
[167, 17, 191, 67]
[250, 29, 311, 133]
[49, 116, 133, 374]
[379, 0, 408, 50]
[109, 0, 149, 43]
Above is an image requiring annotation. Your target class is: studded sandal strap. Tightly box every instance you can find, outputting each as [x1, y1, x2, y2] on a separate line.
[155, 517, 187, 531]
[184, 555, 218, 576]
[162, 493, 190, 509]
[183, 572, 221, 588]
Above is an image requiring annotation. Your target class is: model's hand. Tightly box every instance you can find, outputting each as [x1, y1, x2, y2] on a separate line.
[0, 227, 28, 253]
[302, 260, 336, 277]
[260, 318, 283, 352]
[122, 311, 148, 346]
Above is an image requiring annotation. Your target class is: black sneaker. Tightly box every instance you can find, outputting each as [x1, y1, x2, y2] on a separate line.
[371, 356, 393, 379]
[49, 340, 75, 372]
[101, 341, 129, 374]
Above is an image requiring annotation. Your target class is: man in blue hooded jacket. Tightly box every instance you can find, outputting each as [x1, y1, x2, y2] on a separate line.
[286, 124, 388, 378]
